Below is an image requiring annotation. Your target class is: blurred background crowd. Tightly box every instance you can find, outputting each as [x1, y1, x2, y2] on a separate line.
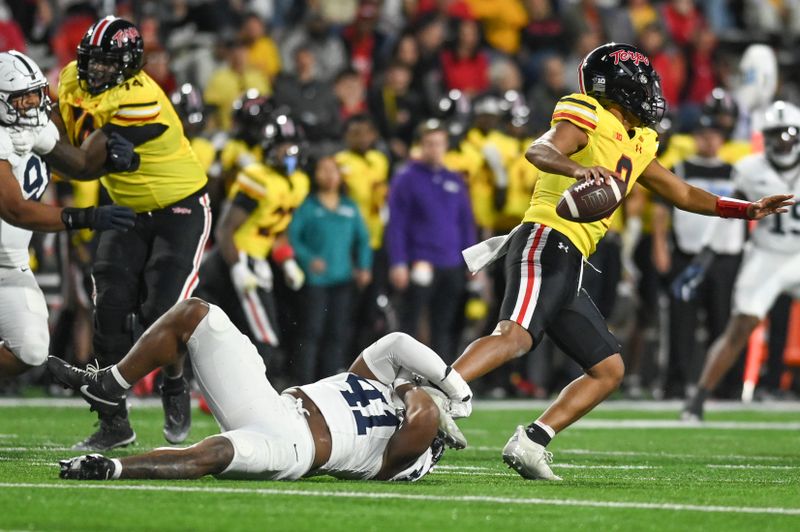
[3, 0, 800, 401]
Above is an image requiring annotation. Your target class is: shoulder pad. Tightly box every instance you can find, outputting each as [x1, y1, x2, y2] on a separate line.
[552, 93, 599, 131]
[0, 128, 14, 162]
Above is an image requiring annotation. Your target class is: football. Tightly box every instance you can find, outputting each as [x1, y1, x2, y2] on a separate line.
[556, 176, 627, 223]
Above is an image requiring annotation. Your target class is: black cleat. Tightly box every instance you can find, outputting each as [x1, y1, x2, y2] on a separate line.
[59, 454, 116, 480]
[47, 356, 124, 416]
[161, 378, 191, 444]
[73, 412, 136, 451]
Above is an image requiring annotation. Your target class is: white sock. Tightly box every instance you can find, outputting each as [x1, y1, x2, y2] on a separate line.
[534, 420, 556, 439]
[110, 366, 131, 390]
[440, 367, 472, 401]
[110, 458, 122, 479]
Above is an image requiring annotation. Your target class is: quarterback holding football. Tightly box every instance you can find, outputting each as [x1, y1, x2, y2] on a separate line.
[456, 43, 792, 481]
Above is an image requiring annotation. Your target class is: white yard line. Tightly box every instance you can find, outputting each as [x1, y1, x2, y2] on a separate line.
[0, 482, 798, 516]
[707, 465, 799, 470]
[572, 420, 800, 430]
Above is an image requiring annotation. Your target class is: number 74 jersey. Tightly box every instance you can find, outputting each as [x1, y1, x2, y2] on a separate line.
[523, 93, 659, 257]
[734, 153, 800, 253]
[0, 128, 50, 268]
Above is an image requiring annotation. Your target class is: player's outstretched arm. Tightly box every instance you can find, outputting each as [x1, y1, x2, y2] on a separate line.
[639, 158, 793, 218]
[526, 121, 618, 185]
[375, 383, 439, 480]
[0, 160, 135, 232]
[349, 332, 473, 411]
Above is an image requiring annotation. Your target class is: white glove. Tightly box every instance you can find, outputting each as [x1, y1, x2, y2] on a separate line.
[421, 386, 468, 449]
[282, 258, 305, 290]
[482, 143, 508, 189]
[33, 121, 59, 155]
[236, 151, 256, 168]
[8, 126, 36, 155]
[230, 252, 259, 293]
[252, 258, 274, 291]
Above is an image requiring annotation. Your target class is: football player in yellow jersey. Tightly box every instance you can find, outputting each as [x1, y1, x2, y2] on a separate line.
[169, 83, 215, 174]
[196, 112, 308, 359]
[450, 43, 792, 481]
[218, 91, 272, 191]
[42, 17, 211, 451]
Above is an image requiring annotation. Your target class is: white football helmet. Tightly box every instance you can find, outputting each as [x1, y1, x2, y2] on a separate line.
[0, 50, 51, 128]
[761, 101, 800, 170]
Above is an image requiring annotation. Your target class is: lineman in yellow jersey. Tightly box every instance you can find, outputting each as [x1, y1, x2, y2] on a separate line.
[196, 112, 308, 358]
[44, 17, 210, 451]
[450, 43, 793, 481]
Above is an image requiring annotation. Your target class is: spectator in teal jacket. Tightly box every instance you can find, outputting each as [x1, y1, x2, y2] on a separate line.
[288, 155, 373, 382]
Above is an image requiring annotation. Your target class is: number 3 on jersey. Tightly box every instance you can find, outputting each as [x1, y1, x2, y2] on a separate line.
[23, 155, 49, 201]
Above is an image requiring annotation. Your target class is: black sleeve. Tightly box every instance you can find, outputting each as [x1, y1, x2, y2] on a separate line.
[101, 123, 168, 147]
[231, 191, 258, 214]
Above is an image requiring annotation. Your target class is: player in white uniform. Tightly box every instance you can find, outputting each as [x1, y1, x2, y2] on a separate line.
[681, 101, 800, 420]
[0, 50, 135, 378]
[50, 297, 473, 482]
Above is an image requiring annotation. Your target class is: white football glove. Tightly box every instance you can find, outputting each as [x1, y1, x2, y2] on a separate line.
[33, 121, 59, 155]
[252, 258, 274, 291]
[482, 143, 508, 189]
[421, 386, 468, 450]
[8, 126, 36, 155]
[282, 258, 305, 290]
[236, 151, 256, 168]
[230, 252, 259, 293]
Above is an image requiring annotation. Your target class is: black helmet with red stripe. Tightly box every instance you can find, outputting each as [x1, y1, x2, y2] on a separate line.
[77, 16, 144, 95]
[579, 43, 666, 127]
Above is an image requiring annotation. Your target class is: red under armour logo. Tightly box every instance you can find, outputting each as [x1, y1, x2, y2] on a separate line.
[615, 132, 623, 141]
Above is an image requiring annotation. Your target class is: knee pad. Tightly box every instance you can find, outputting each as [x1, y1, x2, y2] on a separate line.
[10, 327, 49, 366]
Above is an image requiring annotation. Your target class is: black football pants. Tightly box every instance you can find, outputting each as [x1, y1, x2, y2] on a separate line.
[91, 188, 211, 365]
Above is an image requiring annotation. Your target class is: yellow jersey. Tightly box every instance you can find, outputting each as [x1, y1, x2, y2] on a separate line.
[231, 163, 309, 259]
[504, 138, 539, 226]
[462, 128, 521, 231]
[190, 136, 216, 174]
[523, 93, 659, 256]
[57, 62, 207, 213]
[334, 149, 389, 250]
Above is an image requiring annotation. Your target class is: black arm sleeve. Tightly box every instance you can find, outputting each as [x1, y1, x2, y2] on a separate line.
[101, 123, 168, 147]
[231, 191, 258, 214]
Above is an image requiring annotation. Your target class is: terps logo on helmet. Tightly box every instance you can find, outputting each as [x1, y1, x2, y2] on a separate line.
[608, 49, 650, 66]
[111, 27, 140, 48]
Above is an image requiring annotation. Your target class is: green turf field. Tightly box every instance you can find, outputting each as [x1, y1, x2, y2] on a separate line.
[1, 400, 798, 531]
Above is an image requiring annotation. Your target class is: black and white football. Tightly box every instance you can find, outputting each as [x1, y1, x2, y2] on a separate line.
[555, 177, 627, 223]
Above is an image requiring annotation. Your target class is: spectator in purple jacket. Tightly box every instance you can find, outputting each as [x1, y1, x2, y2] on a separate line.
[386, 120, 477, 362]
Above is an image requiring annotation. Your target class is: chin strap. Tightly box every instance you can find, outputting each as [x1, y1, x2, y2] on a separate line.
[715, 196, 752, 219]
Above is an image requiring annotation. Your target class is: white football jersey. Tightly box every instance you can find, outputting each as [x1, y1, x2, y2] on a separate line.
[0, 127, 50, 267]
[299, 372, 434, 481]
[734, 154, 800, 253]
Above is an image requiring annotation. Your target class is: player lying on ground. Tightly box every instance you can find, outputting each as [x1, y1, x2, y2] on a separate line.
[678, 100, 800, 420]
[50, 298, 472, 481]
[453, 43, 793, 481]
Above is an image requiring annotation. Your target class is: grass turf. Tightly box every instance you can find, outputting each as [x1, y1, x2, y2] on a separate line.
[1, 403, 799, 531]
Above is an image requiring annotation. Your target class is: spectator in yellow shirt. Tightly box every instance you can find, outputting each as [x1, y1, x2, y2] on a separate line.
[465, 0, 528, 55]
[204, 37, 270, 131]
[240, 13, 281, 81]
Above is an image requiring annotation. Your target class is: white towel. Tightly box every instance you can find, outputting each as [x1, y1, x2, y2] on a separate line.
[461, 224, 522, 274]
